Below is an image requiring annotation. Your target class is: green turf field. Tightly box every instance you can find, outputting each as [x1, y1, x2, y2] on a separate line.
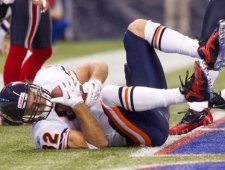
[0, 40, 124, 73]
[0, 40, 225, 170]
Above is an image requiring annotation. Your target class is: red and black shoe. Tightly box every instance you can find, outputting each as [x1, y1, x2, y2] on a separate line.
[169, 108, 213, 135]
[198, 19, 225, 70]
[208, 91, 225, 110]
[179, 59, 212, 102]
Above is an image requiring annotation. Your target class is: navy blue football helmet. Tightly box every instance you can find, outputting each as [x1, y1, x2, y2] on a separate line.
[0, 82, 53, 123]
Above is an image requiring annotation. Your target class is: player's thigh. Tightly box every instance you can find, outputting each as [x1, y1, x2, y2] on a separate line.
[123, 29, 170, 121]
[104, 105, 169, 147]
[123, 30, 167, 89]
[10, 0, 30, 46]
[32, 9, 52, 48]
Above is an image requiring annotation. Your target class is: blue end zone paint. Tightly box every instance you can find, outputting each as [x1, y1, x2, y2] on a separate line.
[131, 114, 225, 170]
[148, 162, 225, 170]
[166, 116, 225, 155]
[171, 130, 225, 154]
[215, 122, 225, 128]
[137, 114, 225, 169]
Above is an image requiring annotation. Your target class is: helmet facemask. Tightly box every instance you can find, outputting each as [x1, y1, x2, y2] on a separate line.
[0, 82, 53, 124]
[23, 84, 54, 123]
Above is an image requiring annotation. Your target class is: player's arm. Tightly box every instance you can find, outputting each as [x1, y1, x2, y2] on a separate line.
[68, 103, 108, 149]
[74, 60, 108, 85]
[51, 80, 108, 149]
[0, 19, 10, 53]
[31, 0, 48, 13]
[0, 4, 10, 54]
[74, 61, 108, 107]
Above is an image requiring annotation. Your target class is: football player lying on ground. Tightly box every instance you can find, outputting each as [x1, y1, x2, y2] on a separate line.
[0, 18, 224, 149]
[0, 60, 212, 149]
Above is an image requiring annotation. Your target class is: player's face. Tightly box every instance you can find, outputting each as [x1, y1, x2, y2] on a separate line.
[24, 89, 48, 116]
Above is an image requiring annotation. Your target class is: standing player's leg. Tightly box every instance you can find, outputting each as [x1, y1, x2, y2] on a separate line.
[19, 2, 52, 82]
[170, 0, 225, 135]
[204, 0, 225, 111]
[3, 0, 52, 84]
[3, 0, 29, 85]
[201, 0, 225, 38]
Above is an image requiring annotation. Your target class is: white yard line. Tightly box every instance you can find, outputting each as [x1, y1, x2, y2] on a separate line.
[42, 49, 195, 86]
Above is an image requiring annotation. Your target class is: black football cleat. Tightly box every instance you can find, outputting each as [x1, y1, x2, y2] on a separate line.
[170, 108, 213, 135]
[208, 91, 225, 110]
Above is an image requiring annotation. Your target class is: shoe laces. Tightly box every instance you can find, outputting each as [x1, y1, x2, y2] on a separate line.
[177, 109, 191, 124]
[177, 109, 207, 124]
[179, 70, 194, 95]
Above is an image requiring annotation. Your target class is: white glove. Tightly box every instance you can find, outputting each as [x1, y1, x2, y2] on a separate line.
[82, 79, 102, 107]
[0, 0, 15, 4]
[30, 0, 48, 13]
[51, 80, 84, 108]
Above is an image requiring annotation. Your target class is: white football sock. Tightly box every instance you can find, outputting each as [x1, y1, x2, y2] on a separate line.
[132, 87, 186, 111]
[144, 20, 200, 59]
[101, 85, 186, 112]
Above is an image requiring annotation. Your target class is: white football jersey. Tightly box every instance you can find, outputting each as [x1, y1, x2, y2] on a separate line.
[32, 66, 126, 149]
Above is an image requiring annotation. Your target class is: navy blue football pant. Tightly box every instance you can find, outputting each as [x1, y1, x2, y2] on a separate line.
[107, 30, 170, 147]
[202, 0, 225, 39]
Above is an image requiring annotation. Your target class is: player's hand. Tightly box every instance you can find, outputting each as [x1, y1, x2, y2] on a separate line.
[82, 79, 102, 107]
[51, 80, 84, 108]
[30, 0, 48, 13]
[1, 36, 10, 54]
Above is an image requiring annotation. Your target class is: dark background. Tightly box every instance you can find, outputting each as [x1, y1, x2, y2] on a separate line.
[66, 0, 209, 41]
